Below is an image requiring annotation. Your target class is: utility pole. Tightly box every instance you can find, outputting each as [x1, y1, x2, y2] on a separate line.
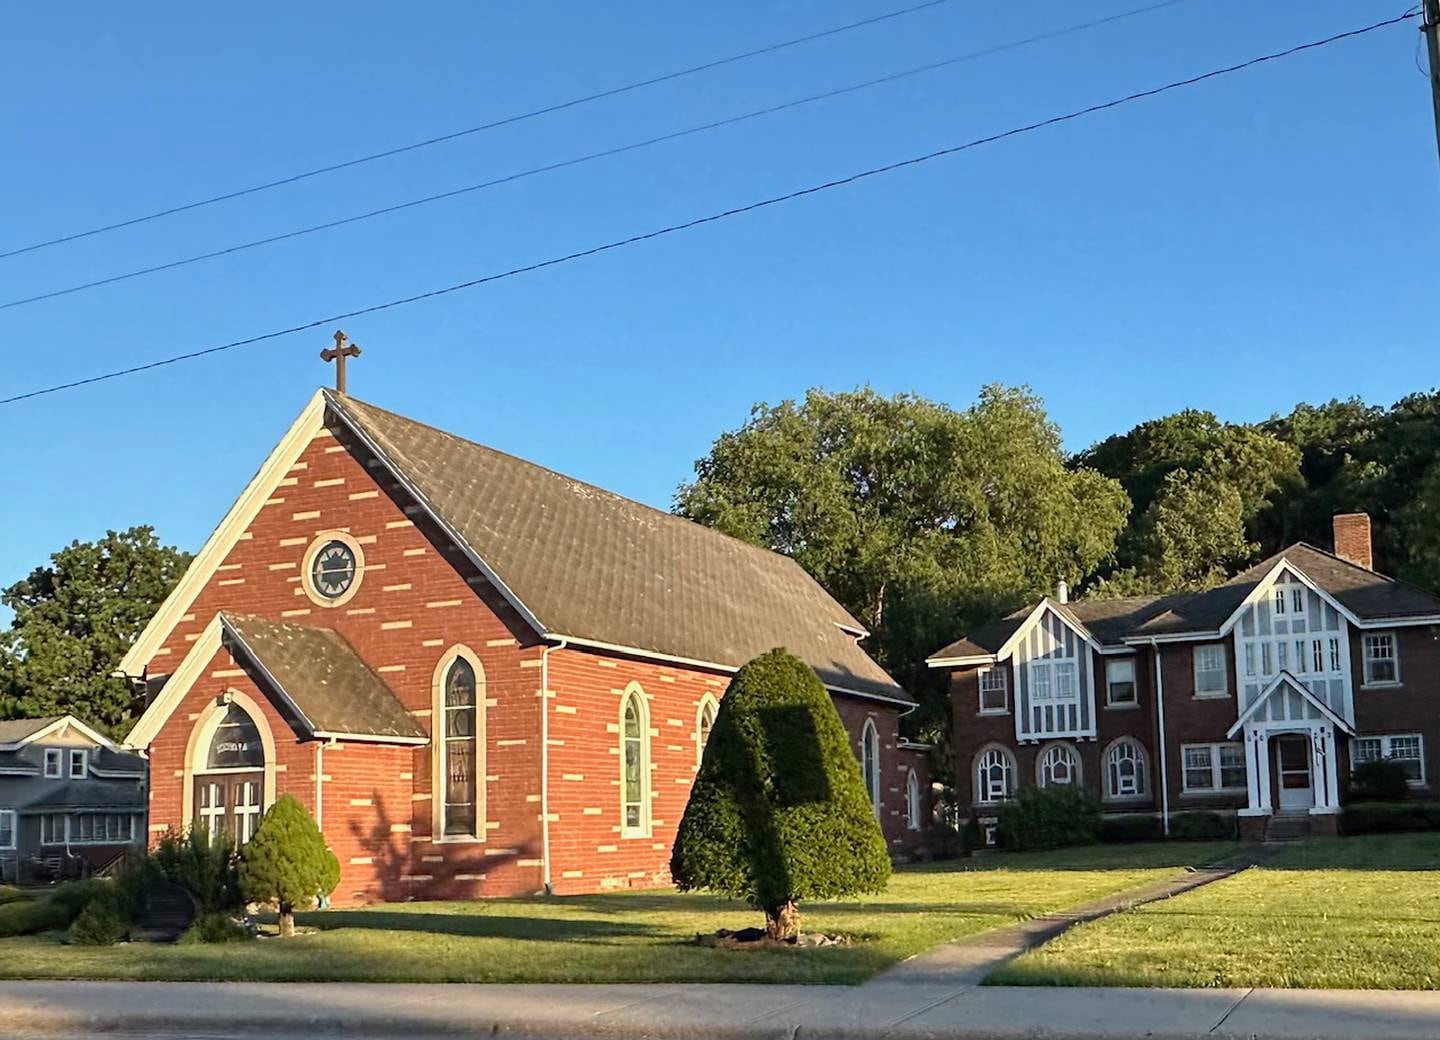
[1423, 0, 1440, 173]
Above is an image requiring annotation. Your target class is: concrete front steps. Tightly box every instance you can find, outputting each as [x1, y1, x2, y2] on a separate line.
[1264, 810, 1314, 842]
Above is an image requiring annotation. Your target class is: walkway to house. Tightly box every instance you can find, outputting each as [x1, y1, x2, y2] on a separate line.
[874, 845, 1274, 986]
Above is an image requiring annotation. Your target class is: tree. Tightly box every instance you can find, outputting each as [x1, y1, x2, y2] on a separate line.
[0, 527, 191, 735]
[670, 649, 890, 941]
[676, 385, 1129, 743]
[238, 795, 340, 937]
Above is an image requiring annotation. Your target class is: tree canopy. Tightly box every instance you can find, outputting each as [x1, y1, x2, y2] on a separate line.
[0, 526, 191, 735]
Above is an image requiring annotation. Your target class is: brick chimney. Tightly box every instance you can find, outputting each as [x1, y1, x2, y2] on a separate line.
[1333, 513, 1373, 570]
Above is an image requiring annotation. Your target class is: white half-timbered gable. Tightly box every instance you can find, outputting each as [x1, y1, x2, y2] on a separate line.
[1004, 604, 1097, 744]
[1231, 566, 1354, 728]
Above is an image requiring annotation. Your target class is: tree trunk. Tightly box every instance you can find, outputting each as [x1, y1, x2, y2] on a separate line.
[278, 905, 295, 938]
[764, 901, 800, 942]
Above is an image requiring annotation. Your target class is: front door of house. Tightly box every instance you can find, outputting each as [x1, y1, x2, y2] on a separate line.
[1276, 735, 1313, 810]
[194, 773, 264, 843]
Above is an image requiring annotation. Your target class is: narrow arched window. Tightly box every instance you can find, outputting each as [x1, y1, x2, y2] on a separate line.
[1105, 738, 1147, 799]
[621, 690, 649, 835]
[975, 745, 1015, 804]
[861, 719, 881, 816]
[442, 657, 478, 837]
[905, 769, 922, 831]
[696, 696, 717, 766]
[1038, 743, 1081, 787]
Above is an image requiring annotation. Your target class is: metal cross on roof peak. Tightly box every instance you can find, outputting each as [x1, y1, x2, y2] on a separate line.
[320, 330, 362, 393]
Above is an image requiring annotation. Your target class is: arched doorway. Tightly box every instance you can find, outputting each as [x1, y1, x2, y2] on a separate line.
[193, 703, 266, 843]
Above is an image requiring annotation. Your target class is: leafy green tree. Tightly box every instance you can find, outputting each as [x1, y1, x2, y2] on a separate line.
[671, 649, 890, 940]
[676, 385, 1129, 742]
[0, 527, 190, 735]
[238, 795, 339, 937]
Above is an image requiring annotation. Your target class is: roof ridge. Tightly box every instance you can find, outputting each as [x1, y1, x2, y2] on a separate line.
[330, 390, 865, 629]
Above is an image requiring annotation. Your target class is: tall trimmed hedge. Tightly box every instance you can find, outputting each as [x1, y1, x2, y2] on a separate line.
[670, 648, 890, 939]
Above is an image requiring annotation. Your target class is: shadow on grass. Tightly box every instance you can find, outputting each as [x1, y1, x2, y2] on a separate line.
[296, 909, 666, 942]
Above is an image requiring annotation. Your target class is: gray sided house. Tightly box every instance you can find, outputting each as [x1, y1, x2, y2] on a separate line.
[0, 716, 147, 882]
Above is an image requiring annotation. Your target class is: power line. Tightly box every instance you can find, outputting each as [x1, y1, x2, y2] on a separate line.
[2, 11, 1415, 408]
[0, 0, 1192, 313]
[0, 0, 959, 262]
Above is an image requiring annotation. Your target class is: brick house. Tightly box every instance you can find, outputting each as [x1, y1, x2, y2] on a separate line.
[926, 514, 1440, 841]
[121, 389, 929, 904]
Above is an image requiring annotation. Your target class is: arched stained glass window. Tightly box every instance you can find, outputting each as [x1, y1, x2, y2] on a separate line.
[1105, 739, 1147, 799]
[621, 690, 649, 835]
[206, 704, 264, 771]
[1038, 743, 1081, 787]
[861, 719, 881, 816]
[696, 697, 717, 764]
[975, 745, 1015, 804]
[443, 658, 478, 837]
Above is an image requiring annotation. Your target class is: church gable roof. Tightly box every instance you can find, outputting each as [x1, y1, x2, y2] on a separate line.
[328, 392, 907, 703]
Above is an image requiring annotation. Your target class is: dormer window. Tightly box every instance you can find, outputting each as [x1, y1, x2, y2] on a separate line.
[68, 749, 88, 779]
[43, 749, 61, 778]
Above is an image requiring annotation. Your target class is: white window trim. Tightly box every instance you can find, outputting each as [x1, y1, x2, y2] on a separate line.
[1361, 632, 1401, 688]
[1030, 658, 1080, 702]
[1192, 645, 1229, 699]
[974, 744, 1016, 806]
[977, 667, 1009, 715]
[43, 749, 62, 779]
[300, 529, 367, 609]
[695, 695, 718, 767]
[0, 809, 14, 850]
[1036, 741, 1082, 788]
[619, 684, 652, 839]
[1352, 733, 1425, 786]
[431, 647, 486, 844]
[65, 812, 139, 846]
[1105, 657, 1138, 707]
[861, 719, 882, 817]
[1180, 742, 1247, 793]
[1102, 738, 1148, 801]
[904, 769, 922, 831]
[67, 749, 88, 779]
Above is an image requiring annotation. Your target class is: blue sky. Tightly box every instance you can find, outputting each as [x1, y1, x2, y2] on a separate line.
[1, 1, 1434, 589]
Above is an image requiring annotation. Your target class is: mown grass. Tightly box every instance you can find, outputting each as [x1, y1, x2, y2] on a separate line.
[0, 842, 1236, 985]
[992, 833, 1440, 989]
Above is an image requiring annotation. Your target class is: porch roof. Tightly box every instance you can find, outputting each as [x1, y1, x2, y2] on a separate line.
[1226, 670, 1355, 739]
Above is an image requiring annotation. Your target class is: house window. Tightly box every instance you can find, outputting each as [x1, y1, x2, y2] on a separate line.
[978, 668, 1008, 714]
[1329, 637, 1341, 672]
[441, 657, 479, 838]
[69, 814, 137, 845]
[1290, 587, 1306, 617]
[905, 769, 922, 831]
[621, 689, 650, 836]
[1353, 733, 1425, 784]
[696, 696, 717, 765]
[1273, 588, 1287, 615]
[861, 719, 881, 816]
[1030, 662, 1054, 700]
[1104, 739, 1147, 799]
[1362, 633, 1399, 686]
[1031, 659, 1078, 701]
[1193, 645, 1228, 698]
[1106, 658, 1136, 706]
[1244, 643, 1256, 677]
[1181, 743, 1247, 792]
[39, 814, 67, 845]
[1038, 743, 1081, 787]
[68, 749, 87, 779]
[1055, 661, 1079, 699]
[43, 749, 61, 778]
[975, 745, 1016, 804]
[0, 810, 13, 850]
[1312, 639, 1324, 674]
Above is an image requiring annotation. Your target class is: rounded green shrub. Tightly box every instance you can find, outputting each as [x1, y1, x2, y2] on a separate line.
[0, 896, 69, 938]
[670, 648, 891, 940]
[67, 890, 129, 946]
[995, 785, 1101, 850]
[178, 912, 253, 944]
[1099, 813, 1163, 843]
[239, 794, 340, 937]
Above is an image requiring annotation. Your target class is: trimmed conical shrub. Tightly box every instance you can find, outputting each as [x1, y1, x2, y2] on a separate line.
[671, 648, 891, 939]
[238, 794, 339, 936]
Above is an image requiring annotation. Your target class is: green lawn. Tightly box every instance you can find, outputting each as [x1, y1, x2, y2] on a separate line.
[993, 833, 1440, 989]
[0, 842, 1236, 985]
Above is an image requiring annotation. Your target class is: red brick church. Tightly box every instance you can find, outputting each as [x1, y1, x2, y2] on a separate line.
[122, 385, 929, 904]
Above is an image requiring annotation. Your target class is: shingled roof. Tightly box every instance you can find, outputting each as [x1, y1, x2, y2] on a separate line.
[328, 393, 908, 703]
[222, 613, 427, 742]
[929, 543, 1440, 661]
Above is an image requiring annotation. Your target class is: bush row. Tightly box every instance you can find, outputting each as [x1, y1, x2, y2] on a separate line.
[1340, 801, 1440, 835]
[984, 786, 1241, 851]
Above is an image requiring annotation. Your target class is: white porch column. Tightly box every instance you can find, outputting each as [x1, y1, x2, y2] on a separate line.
[1316, 725, 1341, 812]
[1255, 728, 1273, 813]
[1241, 726, 1272, 816]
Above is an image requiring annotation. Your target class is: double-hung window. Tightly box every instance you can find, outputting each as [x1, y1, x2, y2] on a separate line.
[67, 749, 87, 779]
[43, 749, 61, 778]
[978, 668, 1009, 714]
[1181, 743, 1247, 792]
[1353, 733, 1424, 784]
[1105, 658, 1136, 706]
[1030, 662, 1054, 700]
[1362, 633, 1399, 686]
[39, 813, 67, 845]
[0, 809, 13, 850]
[1193, 645, 1228, 698]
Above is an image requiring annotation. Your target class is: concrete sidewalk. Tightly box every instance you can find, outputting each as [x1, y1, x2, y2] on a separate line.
[4, 980, 1440, 1039]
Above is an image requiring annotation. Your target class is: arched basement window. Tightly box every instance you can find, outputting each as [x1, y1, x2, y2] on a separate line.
[621, 689, 649, 836]
[862, 719, 881, 816]
[442, 657, 478, 838]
